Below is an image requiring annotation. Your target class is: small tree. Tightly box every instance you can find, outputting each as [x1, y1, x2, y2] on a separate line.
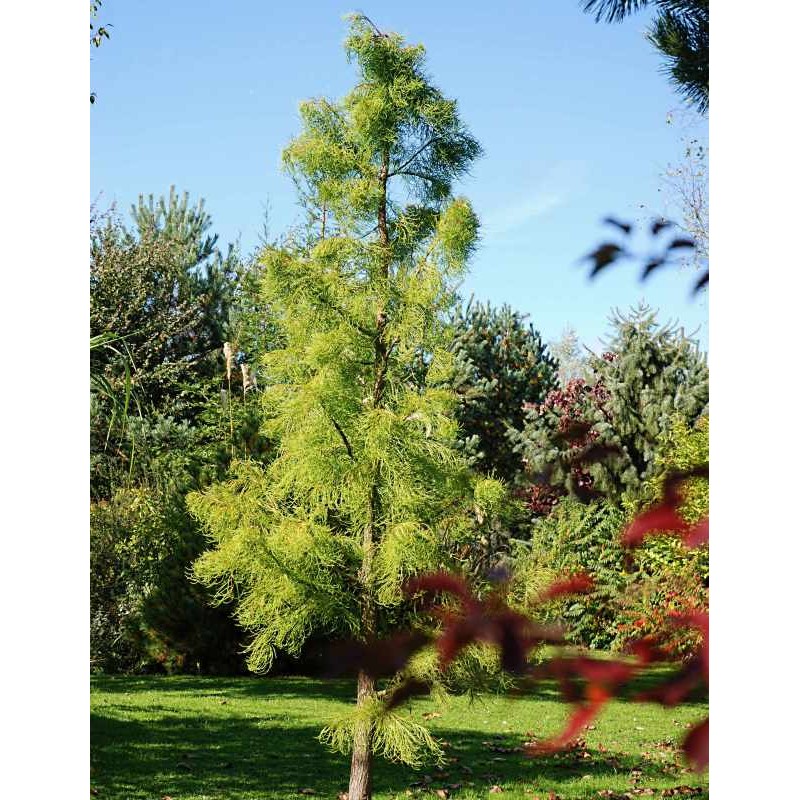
[450, 300, 557, 482]
[549, 325, 592, 386]
[188, 16, 499, 799]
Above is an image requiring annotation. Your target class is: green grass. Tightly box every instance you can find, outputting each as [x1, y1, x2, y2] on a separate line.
[90, 670, 708, 800]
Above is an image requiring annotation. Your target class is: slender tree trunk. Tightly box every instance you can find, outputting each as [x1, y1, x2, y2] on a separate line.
[347, 149, 392, 800]
[347, 668, 376, 800]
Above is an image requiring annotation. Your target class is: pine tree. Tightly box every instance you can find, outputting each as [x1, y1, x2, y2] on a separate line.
[188, 16, 500, 799]
[90, 190, 237, 430]
[514, 304, 708, 502]
[450, 299, 557, 482]
[582, 1, 709, 114]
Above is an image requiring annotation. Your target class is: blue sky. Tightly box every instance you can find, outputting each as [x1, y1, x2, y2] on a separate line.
[90, 0, 708, 351]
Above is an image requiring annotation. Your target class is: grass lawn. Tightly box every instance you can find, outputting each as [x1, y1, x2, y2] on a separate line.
[90, 669, 708, 800]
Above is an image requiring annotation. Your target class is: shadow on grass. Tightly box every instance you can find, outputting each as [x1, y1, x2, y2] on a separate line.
[91, 671, 706, 799]
[92, 663, 707, 704]
[91, 712, 682, 800]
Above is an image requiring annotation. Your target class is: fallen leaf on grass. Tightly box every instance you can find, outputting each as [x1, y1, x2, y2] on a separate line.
[298, 789, 316, 796]
[489, 787, 503, 794]
[422, 711, 442, 720]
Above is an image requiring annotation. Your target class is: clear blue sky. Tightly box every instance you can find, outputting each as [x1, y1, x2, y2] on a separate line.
[90, 0, 708, 351]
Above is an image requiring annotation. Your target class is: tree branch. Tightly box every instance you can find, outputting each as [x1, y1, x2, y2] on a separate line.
[388, 138, 440, 178]
[330, 416, 355, 460]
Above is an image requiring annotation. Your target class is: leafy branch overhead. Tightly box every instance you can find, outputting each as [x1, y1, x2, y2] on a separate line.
[582, 1, 709, 114]
[90, 1, 113, 104]
[344, 462, 709, 772]
[582, 217, 708, 294]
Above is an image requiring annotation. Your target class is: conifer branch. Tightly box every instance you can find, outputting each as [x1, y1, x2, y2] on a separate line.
[310, 288, 375, 338]
[389, 138, 441, 177]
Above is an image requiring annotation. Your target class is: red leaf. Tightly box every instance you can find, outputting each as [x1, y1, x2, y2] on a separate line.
[683, 518, 708, 548]
[622, 504, 689, 546]
[682, 717, 709, 771]
[405, 572, 476, 607]
[635, 658, 704, 707]
[527, 687, 610, 754]
[325, 630, 430, 678]
[539, 573, 594, 601]
[385, 679, 431, 710]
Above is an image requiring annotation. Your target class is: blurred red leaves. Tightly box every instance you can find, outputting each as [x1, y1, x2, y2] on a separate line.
[334, 466, 709, 772]
[622, 503, 690, 546]
[538, 573, 594, 601]
[682, 718, 709, 771]
[621, 503, 708, 549]
[324, 630, 430, 679]
[525, 655, 646, 754]
[405, 572, 565, 673]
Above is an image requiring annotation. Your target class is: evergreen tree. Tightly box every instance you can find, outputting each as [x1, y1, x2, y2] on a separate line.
[514, 304, 708, 502]
[582, 1, 709, 114]
[90, 190, 237, 432]
[188, 16, 500, 799]
[90, 194, 273, 674]
[450, 299, 557, 482]
[549, 325, 591, 386]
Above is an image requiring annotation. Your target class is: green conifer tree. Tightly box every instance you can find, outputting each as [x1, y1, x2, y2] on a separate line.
[450, 299, 558, 482]
[188, 16, 500, 798]
[514, 304, 708, 501]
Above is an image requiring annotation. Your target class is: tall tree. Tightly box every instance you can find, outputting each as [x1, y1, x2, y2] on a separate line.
[582, 0, 709, 114]
[188, 16, 498, 799]
[90, 190, 237, 436]
[450, 300, 557, 482]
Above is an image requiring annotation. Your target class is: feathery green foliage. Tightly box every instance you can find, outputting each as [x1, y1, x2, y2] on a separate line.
[188, 15, 493, 784]
[511, 499, 628, 649]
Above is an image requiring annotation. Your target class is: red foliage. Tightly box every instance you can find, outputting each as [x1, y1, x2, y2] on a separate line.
[620, 471, 709, 770]
[339, 469, 709, 773]
[538, 572, 594, 601]
[622, 503, 690, 546]
[683, 718, 709, 772]
[405, 572, 564, 673]
[521, 378, 614, 513]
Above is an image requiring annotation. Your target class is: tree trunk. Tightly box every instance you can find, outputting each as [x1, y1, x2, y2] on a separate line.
[347, 145, 391, 800]
[347, 669, 375, 800]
